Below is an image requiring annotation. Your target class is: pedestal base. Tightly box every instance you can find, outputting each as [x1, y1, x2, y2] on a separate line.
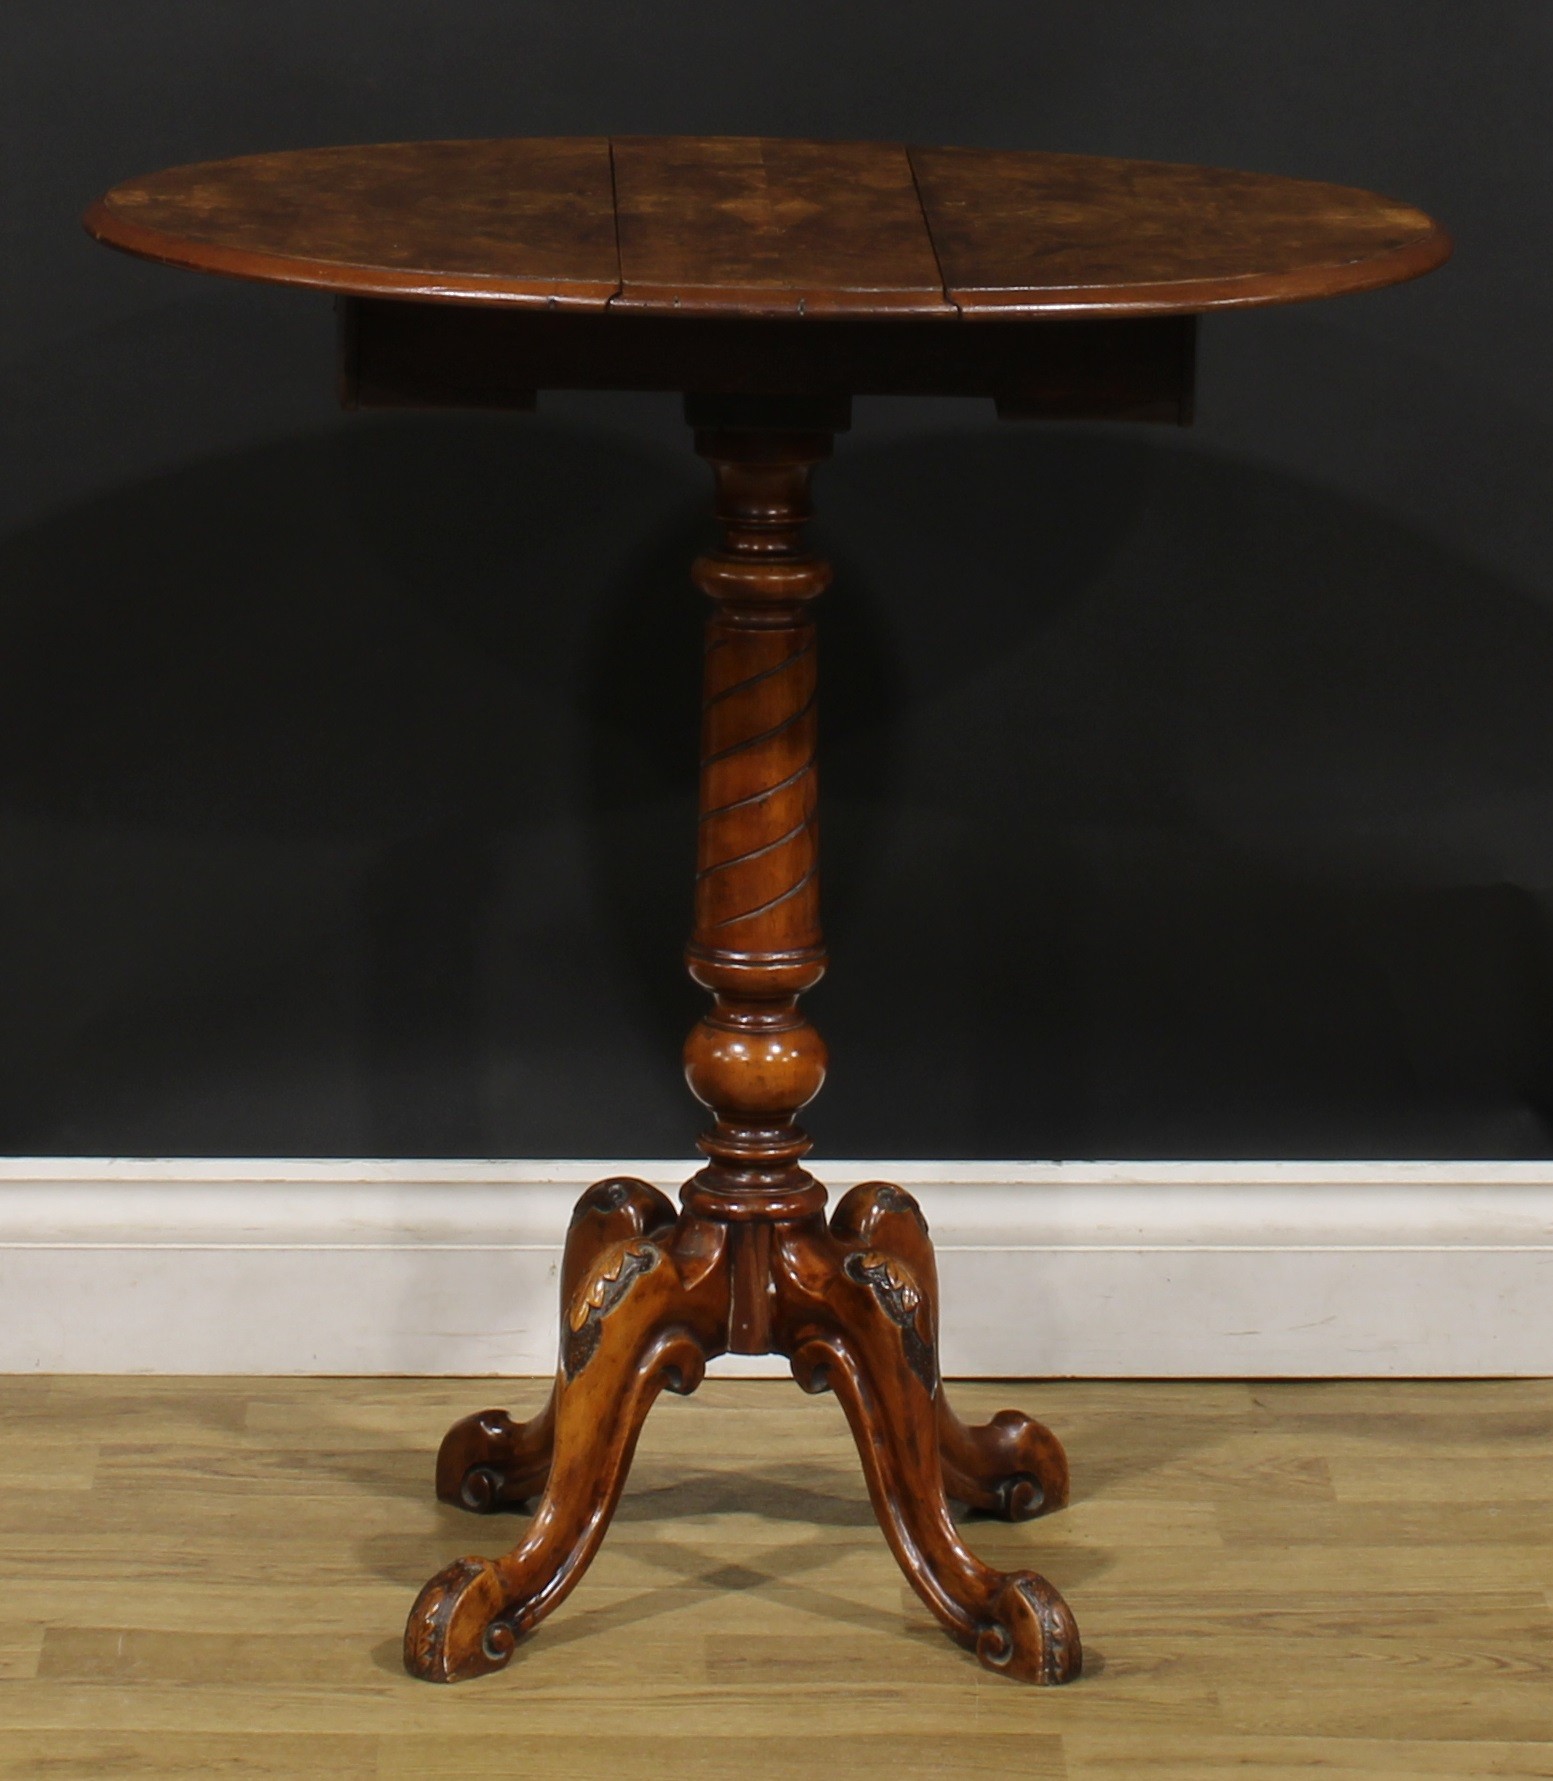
[404, 1176, 1079, 1687]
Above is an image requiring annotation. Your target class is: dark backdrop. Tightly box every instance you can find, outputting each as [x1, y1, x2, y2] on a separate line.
[3, 3, 1549, 1159]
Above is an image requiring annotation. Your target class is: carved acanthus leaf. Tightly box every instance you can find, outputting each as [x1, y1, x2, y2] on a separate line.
[562, 1241, 660, 1379]
[843, 1249, 937, 1393]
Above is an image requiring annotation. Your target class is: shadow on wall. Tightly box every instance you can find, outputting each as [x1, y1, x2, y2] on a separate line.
[0, 412, 1550, 1159]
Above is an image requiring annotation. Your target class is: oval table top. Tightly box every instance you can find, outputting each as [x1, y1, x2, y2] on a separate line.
[84, 136, 1449, 321]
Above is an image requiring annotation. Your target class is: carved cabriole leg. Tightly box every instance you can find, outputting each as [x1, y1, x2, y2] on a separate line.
[434, 1177, 678, 1512]
[831, 1182, 1070, 1520]
[775, 1211, 1082, 1685]
[405, 1219, 728, 1682]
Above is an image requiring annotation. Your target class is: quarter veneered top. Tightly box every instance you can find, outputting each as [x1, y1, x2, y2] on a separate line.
[84, 136, 1450, 319]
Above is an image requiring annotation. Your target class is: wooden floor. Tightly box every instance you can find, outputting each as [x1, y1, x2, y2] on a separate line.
[0, 1377, 1550, 1778]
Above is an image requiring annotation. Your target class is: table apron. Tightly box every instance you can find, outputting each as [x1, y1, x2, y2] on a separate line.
[337, 299, 1196, 423]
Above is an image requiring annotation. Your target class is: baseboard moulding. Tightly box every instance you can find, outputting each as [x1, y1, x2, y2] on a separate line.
[2, 1158, 1550, 1376]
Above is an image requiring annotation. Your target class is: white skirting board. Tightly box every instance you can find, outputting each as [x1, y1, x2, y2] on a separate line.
[2, 1158, 1551, 1377]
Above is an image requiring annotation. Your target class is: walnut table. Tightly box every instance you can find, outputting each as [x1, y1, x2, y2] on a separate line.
[85, 137, 1449, 1687]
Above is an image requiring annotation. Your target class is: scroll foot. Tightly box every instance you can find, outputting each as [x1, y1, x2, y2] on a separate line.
[404, 1556, 512, 1683]
[435, 1403, 553, 1513]
[975, 1572, 1083, 1684]
[941, 1402, 1070, 1520]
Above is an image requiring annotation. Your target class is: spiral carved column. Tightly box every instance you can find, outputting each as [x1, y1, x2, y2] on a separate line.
[680, 423, 835, 1349]
[408, 409, 1078, 1690]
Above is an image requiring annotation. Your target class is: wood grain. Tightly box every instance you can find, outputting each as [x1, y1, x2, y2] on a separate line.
[610, 137, 951, 317]
[909, 145, 1451, 315]
[84, 138, 620, 308]
[1, 1377, 1549, 1777]
[85, 136, 1450, 321]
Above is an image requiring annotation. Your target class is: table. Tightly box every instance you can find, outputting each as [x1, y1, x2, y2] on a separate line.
[85, 137, 1449, 1687]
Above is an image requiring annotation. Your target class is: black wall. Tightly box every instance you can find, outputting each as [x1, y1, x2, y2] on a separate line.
[3, 4, 1549, 1159]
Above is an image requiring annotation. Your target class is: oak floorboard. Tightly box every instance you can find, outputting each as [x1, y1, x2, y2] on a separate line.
[0, 1626, 42, 1685]
[1, 1378, 1550, 1778]
[375, 1732, 1067, 1780]
[0, 1730, 379, 1777]
[1327, 1454, 1553, 1503]
[1061, 1734, 1553, 1779]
